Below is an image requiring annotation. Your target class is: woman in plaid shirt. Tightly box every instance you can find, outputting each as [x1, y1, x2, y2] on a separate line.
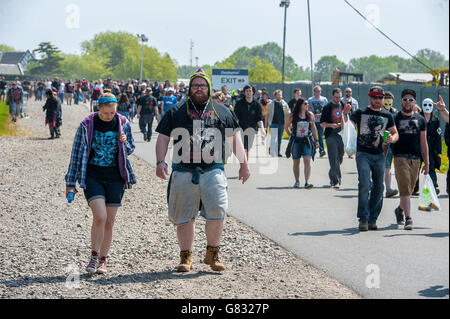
[65, 93, 136, 274]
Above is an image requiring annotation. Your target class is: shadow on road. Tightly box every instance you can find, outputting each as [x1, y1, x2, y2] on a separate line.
[288, 224, 402, 237]
[257, 186, 296, 190]
[0, 270, 220, 288]
[383, 232, 448, 238]
[418, 285, 449, 298]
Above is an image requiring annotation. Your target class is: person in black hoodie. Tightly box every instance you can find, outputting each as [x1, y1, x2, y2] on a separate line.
[43, 89, 60, 139]
[413, 98, 443, 194]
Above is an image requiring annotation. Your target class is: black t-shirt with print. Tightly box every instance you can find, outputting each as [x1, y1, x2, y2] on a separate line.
[156, 99, 240, 170]
[140, 95, 157, 115]
[292, 114, 312, 139]
[320, 101, 345, 138]
[350, 107, 395, 155]
[392, 112, 426, 157]
[87, 115, 122, 181]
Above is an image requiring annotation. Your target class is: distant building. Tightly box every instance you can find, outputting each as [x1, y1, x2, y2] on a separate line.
[0, 50, 35, 75]
[378, 72, 434, 85]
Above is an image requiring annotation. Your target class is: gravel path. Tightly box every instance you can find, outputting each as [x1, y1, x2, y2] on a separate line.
[0, 99, 361, 299]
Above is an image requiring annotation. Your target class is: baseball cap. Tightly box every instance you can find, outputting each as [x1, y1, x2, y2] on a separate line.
[368, 86, 385, 97]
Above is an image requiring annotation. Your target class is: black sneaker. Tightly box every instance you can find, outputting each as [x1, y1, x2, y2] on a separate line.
[394, 206, 404, 225]
[404, 217, 413, 230]
[368, 224, 378, 231]
[320, 151, 326, 157]
[304, 183, 313, 189]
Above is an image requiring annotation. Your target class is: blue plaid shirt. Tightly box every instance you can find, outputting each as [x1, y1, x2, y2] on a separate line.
[65, 114, 136, 189]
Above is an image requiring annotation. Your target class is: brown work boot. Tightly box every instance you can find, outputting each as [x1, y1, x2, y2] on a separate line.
[177, 250, 193, 272]
[204, 246, 225, 272]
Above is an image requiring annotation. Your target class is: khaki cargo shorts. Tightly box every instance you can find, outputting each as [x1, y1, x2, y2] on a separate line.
[394, 157, 421, 196]
[167, 169, 228, 226]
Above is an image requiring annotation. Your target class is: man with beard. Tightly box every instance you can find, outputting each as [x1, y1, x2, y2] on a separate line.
[346, 86, 398, 231]
[320, 88, 345, 188]
[155, 68, 250, 272]
[392, 89, 429, 230]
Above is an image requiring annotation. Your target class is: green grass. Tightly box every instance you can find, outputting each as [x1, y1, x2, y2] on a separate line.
[0, 102, 16, 136]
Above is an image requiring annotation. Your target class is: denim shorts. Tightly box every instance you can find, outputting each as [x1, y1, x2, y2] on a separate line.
[83, 175, 126, 207]
[292, 141, 313, 160]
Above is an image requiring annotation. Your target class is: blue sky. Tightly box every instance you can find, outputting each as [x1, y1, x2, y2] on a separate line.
[1, 0, 448, 68]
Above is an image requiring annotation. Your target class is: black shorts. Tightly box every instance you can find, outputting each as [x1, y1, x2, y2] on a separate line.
[83, 175, 126, 207]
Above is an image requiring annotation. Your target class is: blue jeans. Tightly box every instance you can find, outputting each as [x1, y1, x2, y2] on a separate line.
[270, 123, 284, 155]
[356, 152, 385, 224]
[315, 121, 324, 152]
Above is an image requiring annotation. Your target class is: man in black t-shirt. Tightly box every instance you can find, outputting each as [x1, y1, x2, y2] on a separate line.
[233, 84, 265, 156]
[136, 89, 158, 142]
[392, 89, 429, 231]
[347, 86, 398, 231]
[320, 88, 346, 188]
[155, 68, 250, 273]
[288, 88, 302, 112]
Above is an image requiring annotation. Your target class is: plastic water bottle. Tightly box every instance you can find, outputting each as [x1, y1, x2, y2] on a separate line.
[67, 190, 75, 204]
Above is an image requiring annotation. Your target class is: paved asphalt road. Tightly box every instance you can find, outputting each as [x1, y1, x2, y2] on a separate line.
[132, 123, 449, 299]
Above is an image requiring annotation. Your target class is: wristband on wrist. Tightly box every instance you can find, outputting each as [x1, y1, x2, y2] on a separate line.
[156, 160, 167, 166]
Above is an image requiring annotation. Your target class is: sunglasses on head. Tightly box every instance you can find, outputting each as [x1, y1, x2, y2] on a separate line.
[402, 98, 415, 102]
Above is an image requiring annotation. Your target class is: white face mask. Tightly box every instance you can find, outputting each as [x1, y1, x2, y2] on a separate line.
[422, 98, 434, 114]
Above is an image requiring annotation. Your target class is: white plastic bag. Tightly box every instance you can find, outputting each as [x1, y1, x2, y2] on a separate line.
[418, 174, 440, 211]
[341, 120, 357, 156]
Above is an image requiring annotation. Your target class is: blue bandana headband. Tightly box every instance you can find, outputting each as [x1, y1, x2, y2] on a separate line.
[98, 97, 117, 104]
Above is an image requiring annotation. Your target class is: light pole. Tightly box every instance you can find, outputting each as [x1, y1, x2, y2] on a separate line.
[280, 0, 290, 92]
[137, 34, 149, 81]
[307, 0, 314, 93]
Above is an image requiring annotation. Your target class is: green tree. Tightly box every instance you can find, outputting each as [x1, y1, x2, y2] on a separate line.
[314, 55, 348, 82]
[348, 55, 399, 83]
[0, 44, 15, 52]
[81, 31, 177, 81]
[28, 42, 64, 76]
[249, 57, 282, 83]
[214, 42, 306, 81]
[177, 65, 198, 79]
[60, 53, 110, 80]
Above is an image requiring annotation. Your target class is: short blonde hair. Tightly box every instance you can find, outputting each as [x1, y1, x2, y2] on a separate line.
[213, 91, 226, 103]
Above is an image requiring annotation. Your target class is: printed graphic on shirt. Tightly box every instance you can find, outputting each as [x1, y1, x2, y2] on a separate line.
[398, 118, 420, 135]
[296, 121, 309, 137]
[310, 101, 324, 115]
[359, 114, 388, 150]
[331, 107, 343, 123]
[189, 107, 220, 162]
[89, 130, 118, 167]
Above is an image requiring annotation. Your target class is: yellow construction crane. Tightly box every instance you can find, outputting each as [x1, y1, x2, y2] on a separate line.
[426, 68, 449, 87]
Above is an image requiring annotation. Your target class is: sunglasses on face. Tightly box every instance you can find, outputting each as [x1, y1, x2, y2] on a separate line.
[402, 98, 415, 102]
[371, 96, 384, 100]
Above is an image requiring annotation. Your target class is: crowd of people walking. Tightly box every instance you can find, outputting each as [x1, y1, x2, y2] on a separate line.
[2, 70, 447, 275]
